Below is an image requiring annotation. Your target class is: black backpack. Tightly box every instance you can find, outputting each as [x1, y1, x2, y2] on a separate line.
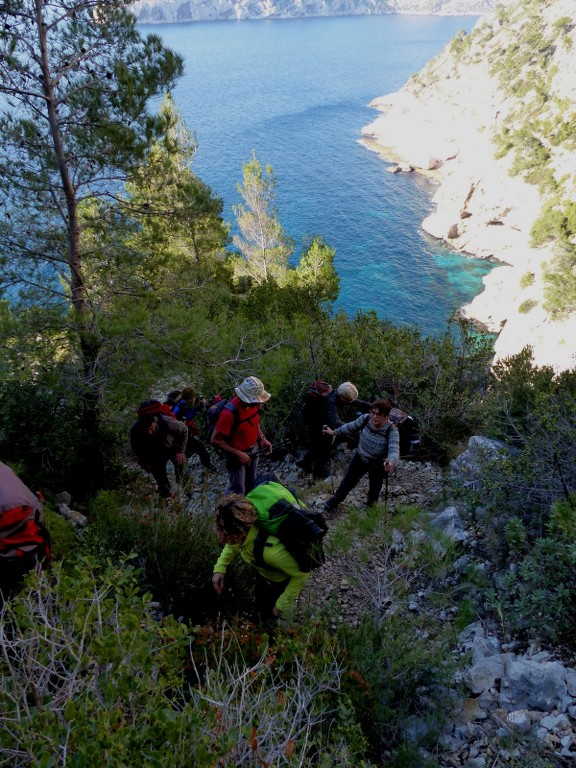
[301, 380, 333, 423]
[206, 397, 260, 440]
[248, 482, 328, 573]
[394, 415, 421, 458]
[206, 398, 236, 438]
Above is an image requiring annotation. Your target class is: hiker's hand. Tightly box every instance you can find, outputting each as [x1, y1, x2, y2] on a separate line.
[259, 437, 272, 454]
[237, 451, 251, 465]
[384, 460, 394, 472]
[212, 573, 225, 594]
[174, 452, 185, 466]
[322, 425, 334, 437]
[272, 606, 281, 618]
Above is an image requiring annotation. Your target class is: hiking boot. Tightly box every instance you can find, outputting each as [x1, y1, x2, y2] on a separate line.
[324, 498, 339, 513]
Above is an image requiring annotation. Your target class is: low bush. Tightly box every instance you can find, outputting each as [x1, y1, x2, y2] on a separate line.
[0, 561, 374, 767]
[518, 298, 538, 314]
[84, 488, 253, 620]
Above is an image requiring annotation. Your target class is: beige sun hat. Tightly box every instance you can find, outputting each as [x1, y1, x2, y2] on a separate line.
[234, 376, 271, 404]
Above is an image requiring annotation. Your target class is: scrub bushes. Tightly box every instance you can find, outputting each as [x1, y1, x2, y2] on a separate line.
[0, 559, 374, 767]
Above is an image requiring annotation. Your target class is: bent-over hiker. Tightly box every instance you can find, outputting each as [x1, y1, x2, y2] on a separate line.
[210, 376, 272, 495]
[323, 397, 399, 511]
[129, 399, 188, 498]
[298, 381, 367, 480]
[212, 482, 311, 621]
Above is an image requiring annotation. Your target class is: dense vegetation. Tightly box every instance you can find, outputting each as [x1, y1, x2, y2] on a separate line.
[1, 1, 576, 766]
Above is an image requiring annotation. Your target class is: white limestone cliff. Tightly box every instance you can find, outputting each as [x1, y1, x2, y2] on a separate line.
[132, 0, 507, 24]
[361, 0, 576, 372]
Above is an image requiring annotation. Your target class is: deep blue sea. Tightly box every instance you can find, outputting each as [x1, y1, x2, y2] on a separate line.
[143, 15, 493, 335]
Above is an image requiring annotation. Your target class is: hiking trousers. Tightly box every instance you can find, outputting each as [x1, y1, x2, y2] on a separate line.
[301, 427, 333, 480]
[255, 572, 289, 622]
[149, 456, 188, 498]
[327, 451, 386, 508]
[186, 436, 213, 468]
[225, 445, 259, 495]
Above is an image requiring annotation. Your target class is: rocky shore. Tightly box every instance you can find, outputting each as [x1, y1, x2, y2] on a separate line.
[360, 3, 576, 373]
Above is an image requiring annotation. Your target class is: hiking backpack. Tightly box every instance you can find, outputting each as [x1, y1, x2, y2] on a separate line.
[247, 481, 328, 572]
[389, 409, 421, 459]
[206, 397, 238, 439]
[301, 380, 333, 423]
[0, 463, 51, 574]
[206, 396, 262, 441]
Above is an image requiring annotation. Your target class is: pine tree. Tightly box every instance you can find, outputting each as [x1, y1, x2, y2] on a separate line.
[125, 94, 229, 277]
[232, 152, 293, 285]
[0, 0, 183, 372]
[0, 0, 183, 492]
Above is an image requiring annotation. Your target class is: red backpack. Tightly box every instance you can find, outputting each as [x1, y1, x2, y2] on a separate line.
[0, 462, 51, 570]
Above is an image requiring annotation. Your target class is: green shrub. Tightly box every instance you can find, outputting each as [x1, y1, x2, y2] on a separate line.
[43, 506, 82, 561]
[518, 298, 538, 314]
[519, 271, 535, 289]
[1, 561, 372, 766]
[505, 517, 529, 556]
[487, 536, 576, 645]
[0, 558, 200, 767]
[84, 488, 251, 619]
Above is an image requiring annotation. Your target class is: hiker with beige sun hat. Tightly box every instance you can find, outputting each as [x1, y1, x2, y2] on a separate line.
[210, 376, 273, 494]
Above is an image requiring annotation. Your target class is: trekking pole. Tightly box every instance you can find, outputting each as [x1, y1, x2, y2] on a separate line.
[252, 439, 291, 457]
[384, 470, 389, 509]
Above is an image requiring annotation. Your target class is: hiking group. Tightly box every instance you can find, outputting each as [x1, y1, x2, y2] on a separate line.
[129, 375, 418, 621]
[0, 373, 417, 616]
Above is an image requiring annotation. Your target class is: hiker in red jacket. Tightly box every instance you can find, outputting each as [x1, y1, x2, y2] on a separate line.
[210, 376, 272, 495]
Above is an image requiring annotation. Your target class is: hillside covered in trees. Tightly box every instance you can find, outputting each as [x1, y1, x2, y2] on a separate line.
[1, 1, 576, 766]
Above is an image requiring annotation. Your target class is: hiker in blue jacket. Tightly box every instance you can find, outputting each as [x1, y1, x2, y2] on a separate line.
[323, 397, 400, 511]
[172, 387, 216, 472]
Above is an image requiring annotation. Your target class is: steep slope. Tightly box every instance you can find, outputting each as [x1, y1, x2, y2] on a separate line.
[361, 0, 576, 371]
[132, 0, 507, 24]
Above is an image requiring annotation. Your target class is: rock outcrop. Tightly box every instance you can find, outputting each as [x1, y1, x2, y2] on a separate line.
[361, 0, 576, 372]
[132, 0, 508, 24]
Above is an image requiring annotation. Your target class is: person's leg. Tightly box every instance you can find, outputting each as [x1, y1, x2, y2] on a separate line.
[312, 431, 332, 480]
[225, 455, 246, 495]
[254, 573, 289, 622]
[325, 452, 367, 510]
[367, 464, 386, 506]
[244, 452, 259, 494]
[187, 436, 215, 469]
[150, 462, 171, 497]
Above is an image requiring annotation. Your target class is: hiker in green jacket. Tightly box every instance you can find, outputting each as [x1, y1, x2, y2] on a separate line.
[212, 493, 310, 620]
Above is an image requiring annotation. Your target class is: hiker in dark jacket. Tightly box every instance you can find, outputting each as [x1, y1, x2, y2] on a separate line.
[323, 398, 400, 511]
[129, 399, 188, 498]
[210, 376, 272, 495]
[172, 387, 216, 472]
[298, 381, 368, 480]
[212, 486, 310, 620]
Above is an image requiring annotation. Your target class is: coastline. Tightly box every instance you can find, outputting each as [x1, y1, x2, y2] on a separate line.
[360, 90, 576, 372]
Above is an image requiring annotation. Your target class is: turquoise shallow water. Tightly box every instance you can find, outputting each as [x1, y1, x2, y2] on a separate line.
[144, 14, 493, 335]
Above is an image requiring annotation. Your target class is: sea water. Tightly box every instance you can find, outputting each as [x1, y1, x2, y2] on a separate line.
[143, 14, 493, 335]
